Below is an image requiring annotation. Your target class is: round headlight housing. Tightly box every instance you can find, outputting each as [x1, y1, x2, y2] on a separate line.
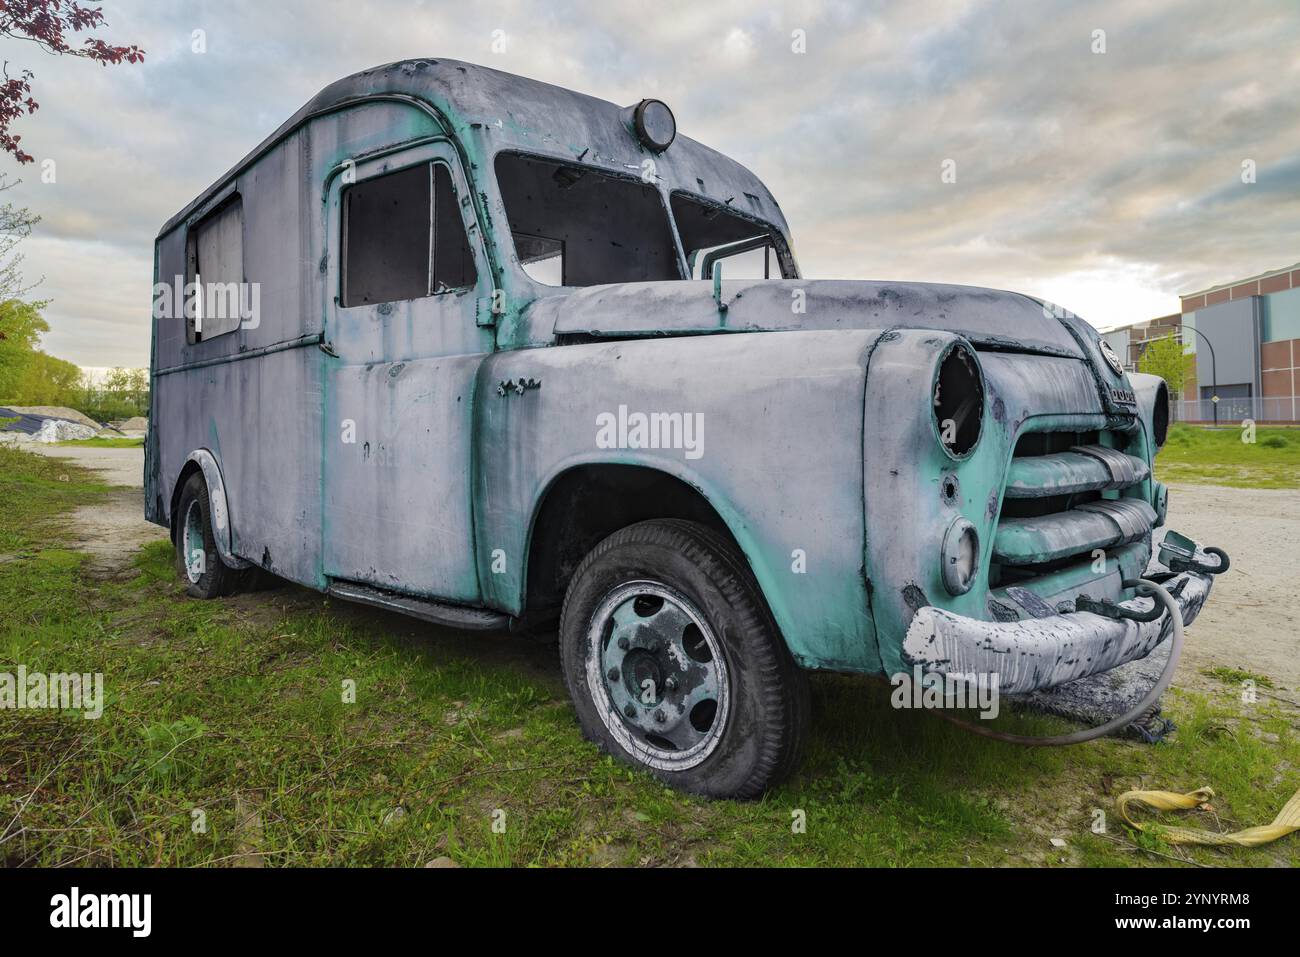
[941, 517, 980, 596]
[1152, 480, 1168, 527]
[1152, 379, 1170, 448]
[932, 341, 985, 459]
[632, 99, 676, 152]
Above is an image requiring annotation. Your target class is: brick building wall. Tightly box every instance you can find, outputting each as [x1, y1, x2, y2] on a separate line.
[1181, 264, 1300, 423]
[1261, 338, 1299, 420]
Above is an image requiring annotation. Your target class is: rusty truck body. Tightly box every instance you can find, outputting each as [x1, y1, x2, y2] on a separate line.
[147, 59, 1224, 797]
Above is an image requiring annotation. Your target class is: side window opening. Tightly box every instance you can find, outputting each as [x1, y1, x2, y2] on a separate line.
[432, 164, 477, 292]
[671, 192, 788, 281]
[185, 195, 244, 344]
[495, 152, 679, 287]
[341, 161, 477, 308]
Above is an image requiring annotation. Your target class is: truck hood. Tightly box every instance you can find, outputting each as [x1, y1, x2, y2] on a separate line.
[535, 279, 1088, 359]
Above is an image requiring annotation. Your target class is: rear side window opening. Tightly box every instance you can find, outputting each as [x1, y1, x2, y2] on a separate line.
[185, 195, 244, 344]
[495, 152, 679, 287]
[671, 192, 792, 281]
[341, 161, 477, 308]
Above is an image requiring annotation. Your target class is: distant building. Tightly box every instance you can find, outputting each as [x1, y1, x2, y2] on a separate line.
[1100, 314, 1182, 373]
[1101, 262, 1300, 423]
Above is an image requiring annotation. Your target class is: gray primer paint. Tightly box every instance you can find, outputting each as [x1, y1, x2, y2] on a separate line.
[145, 59, 1220, 691]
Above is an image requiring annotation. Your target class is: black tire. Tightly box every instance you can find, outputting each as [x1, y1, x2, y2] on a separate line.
[174, 472, 244, 599]
[559, 519, 809, 799]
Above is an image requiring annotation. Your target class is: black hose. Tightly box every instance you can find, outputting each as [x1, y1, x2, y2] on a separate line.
[930, 577, 1184, 746]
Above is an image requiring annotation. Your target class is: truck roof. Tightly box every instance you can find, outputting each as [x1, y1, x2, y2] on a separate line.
[159, 58, 790, 241]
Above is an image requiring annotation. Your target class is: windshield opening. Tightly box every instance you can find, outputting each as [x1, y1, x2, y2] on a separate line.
[670, 192, 790, 280]
[495, 152, 679, 287]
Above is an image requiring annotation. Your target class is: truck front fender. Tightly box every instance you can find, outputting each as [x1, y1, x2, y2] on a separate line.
[472, 329, 885, 673]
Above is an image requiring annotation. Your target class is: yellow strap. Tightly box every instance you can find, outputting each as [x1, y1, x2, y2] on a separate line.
[1117, 785, 1300, 846]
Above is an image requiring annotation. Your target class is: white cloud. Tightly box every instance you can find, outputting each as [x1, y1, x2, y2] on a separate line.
[0, 0, 1296, 366]
[720, 27, 755, 61]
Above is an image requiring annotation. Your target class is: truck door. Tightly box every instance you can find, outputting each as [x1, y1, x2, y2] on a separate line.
[321, 141, 494, 603]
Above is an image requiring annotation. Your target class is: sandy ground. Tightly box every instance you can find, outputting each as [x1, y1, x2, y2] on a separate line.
[21, 445, 1300, 692]
[1164, 483, 1300, 693]
[26, 443, 146, 487]
[25, 444, 168, 578]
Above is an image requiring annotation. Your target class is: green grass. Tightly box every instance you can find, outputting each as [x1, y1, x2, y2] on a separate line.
[54, 436, 145, 448]
[0, 445, 113, 555]
[1157, 424, 1300, 489]
[1, 445, 1297, 867]
[1200, 666, 1275, 690]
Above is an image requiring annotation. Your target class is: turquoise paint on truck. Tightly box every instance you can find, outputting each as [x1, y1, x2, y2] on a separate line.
[146, 58, 1220, 700]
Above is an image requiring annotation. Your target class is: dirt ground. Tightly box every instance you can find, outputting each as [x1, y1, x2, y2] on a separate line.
[1163, 483, 1300, 693]
[27, 444, 146, 487]
[26, 445, 1300, 693]
[26, 444, 168, 579]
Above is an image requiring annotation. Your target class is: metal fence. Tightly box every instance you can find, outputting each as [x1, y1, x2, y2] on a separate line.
[1172, 396, 1300, 425]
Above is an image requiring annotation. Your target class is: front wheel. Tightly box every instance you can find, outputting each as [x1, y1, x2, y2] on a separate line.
[559, 519, 809, 799]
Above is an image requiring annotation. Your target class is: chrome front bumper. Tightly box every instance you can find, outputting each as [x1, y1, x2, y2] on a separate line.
[901, 533, 1217, 694]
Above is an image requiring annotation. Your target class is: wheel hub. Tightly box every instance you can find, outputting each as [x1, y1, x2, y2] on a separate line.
[586, 582, 729, 770]
[182, 500, 205, 584]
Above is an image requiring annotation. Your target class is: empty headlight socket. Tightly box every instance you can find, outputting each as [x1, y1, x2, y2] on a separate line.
[932, 341, 985, 460]
[1152, 380, 1170, 448]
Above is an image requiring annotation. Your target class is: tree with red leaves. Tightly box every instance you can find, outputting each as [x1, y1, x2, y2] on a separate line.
[0, 1, 144, 164]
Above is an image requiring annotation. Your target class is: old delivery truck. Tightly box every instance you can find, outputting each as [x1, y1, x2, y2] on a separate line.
[148, 58, 1227, 797]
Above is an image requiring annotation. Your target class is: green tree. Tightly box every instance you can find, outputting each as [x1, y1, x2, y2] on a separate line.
[92, 365, 149, 418]
[102, 365, 132, 394]
[0, 1, 145, 164]
[0, 297, 86, 409]
[1138, 334, 1195, 398]
[14, 348, 80, 405]
[0, 178, 42, 303]
[0, 297, 48, 399]
[71, 365, 150, 420]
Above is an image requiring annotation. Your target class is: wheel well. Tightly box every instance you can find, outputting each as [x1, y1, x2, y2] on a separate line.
[168, 460, 204, 544]
[523, 465, 737, 626]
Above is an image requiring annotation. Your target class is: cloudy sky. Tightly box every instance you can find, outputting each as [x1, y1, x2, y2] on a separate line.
[3, 0, 1298, 368]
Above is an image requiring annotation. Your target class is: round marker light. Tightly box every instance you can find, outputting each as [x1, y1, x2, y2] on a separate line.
[633, 99, 676, 152]
[941, 517, 980, 596]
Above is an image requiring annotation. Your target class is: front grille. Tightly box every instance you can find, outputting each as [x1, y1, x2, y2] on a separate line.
[989, 430, 1153, 587]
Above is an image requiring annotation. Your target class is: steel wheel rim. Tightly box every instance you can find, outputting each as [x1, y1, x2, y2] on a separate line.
[584, 580, 730, 771]
[182, 500, 205, 584]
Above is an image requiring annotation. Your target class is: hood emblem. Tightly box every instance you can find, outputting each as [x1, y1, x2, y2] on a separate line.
[1099, 339, 1125, 377]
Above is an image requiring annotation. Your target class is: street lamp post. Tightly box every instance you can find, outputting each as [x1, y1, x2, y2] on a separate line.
[1178, 324, 1219, 426]
[1141, 327, 1219, 425]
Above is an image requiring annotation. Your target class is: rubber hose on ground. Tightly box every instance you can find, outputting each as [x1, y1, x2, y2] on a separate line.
[932, 578, 1185, 747]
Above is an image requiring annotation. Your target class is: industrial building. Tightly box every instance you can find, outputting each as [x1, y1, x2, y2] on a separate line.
[1101, 262, 1300, 424]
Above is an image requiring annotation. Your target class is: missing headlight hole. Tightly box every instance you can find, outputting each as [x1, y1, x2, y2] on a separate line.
[934, 344, 984, 458]
[1152, 380, 1169, 448]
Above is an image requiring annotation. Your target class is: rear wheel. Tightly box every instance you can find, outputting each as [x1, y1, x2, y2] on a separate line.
[174, 472, 243, 599]
[559, 519, 809, 799]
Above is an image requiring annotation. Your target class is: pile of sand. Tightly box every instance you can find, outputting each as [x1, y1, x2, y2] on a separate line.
[34, 419, 97, 442]
[5, 405, 101, 430]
